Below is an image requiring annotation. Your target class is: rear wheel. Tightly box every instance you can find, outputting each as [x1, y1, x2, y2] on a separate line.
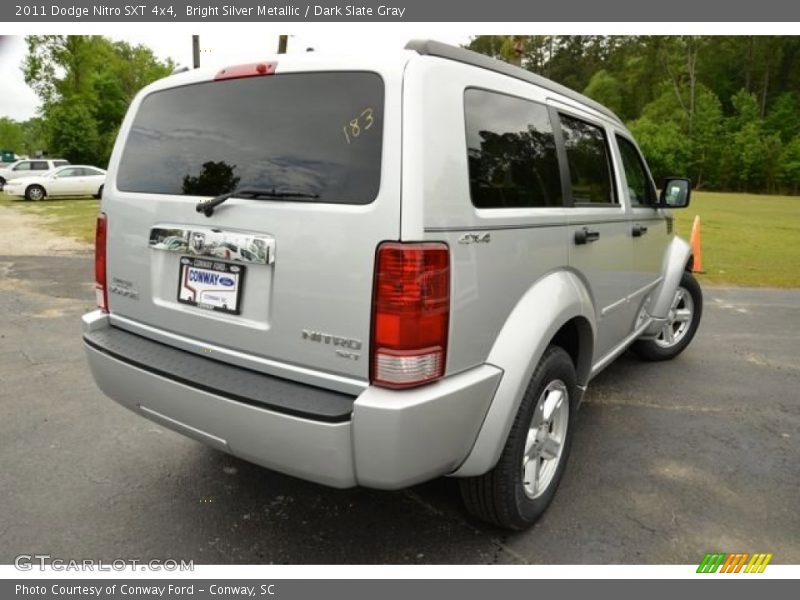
[633, 270, 702, 361]
[25, 185, 45, 201]
[0, 177, 6, 190]
[460, 346, 577, 530]
[94, 185, 104, 199]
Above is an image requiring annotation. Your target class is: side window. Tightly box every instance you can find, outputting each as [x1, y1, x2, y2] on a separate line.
[616, 135, 655, 206]
[31, 161, 49, 170]
[53, 161, 69, 167]
[559, 114, 616, 205]
[57, 168, 80, 178]
[14, 162, 31, 171]
[465, 89, 563, 208]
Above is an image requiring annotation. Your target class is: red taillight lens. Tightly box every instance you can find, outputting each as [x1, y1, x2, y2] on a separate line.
[95, 213, 108, 312]
[214, 62, 277, 81]
[371, 242, 450, 389]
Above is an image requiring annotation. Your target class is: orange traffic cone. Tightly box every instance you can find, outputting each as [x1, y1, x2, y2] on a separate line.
[690, 215, 704, 273]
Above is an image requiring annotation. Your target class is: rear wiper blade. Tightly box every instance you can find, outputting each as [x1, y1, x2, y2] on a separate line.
[196, 188, 320, 217]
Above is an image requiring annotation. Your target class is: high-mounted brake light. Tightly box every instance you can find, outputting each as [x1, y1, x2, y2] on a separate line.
[95, 213, 108, 312]
[371, 242, 450, 389]
[214, 62, 277, 81]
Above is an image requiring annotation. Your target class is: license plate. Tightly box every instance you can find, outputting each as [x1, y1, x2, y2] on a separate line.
[177, 257, 245, 315]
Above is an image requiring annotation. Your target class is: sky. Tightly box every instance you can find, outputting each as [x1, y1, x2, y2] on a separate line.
[0, 30, 472, 121]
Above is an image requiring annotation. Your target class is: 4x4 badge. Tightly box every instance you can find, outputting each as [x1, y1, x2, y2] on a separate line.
[458, 232, 491, 245]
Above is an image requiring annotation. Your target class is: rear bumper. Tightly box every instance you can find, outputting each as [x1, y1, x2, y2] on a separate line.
[83, 311, 501, 489]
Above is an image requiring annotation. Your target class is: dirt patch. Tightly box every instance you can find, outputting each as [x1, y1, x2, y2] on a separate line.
[0, 204, 92, 255]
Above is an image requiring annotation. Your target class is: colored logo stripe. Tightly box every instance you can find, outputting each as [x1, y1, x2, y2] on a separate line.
[697, 553, 726, 573]
[697, 552, 773, 573]
[720, 553, 748, 573]
[745, 553, 773, 573]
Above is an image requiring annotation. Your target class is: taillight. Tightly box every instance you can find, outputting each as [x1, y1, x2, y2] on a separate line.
[95, 213, 108, 312]
[371, 242, 450, 389]
[214, 62, 277, 81]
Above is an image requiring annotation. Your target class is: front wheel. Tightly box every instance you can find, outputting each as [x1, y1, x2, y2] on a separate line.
[633, 270, 703, 361]
[25, 185, 45, 201]
[460, 346, 577, 530]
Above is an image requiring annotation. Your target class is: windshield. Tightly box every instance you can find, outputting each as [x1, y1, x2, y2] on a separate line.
[117, 71, 384, 205]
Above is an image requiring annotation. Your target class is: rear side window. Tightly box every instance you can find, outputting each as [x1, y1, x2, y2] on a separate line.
[616, 135, 655, 206]
[53, 161, 69, 167]
[117, 72, 384, 204]
[464, 89, 563, 208]
[31, 161, 49, 170]
[559, 114, 615, 205]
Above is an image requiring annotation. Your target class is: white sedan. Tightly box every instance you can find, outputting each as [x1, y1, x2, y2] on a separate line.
[2, 165, 106, 201]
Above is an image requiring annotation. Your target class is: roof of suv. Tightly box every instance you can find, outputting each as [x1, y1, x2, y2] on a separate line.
[405, 39, 623, 125]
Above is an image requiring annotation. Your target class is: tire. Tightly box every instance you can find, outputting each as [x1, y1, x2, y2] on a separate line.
[459, 346, 578, 530]
[0, 177, 6, 190]
[94, 185, 104, 200]
[25, 185, 45, 202]
[633, 270, 703, 361]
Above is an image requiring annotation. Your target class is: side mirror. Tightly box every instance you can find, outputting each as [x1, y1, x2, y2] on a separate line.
[659, 177, 691, 208]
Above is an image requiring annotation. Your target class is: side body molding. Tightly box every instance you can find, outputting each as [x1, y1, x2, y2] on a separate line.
[644, 236, 692, 334]
[452, 270, 595, 478]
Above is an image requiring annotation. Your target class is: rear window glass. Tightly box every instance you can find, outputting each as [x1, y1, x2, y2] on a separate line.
[464, 89, 562, 209]
[117, 72, 384, 204]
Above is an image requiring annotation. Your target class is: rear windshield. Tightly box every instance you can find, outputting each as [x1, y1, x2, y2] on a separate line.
[117, 72, 384, 204]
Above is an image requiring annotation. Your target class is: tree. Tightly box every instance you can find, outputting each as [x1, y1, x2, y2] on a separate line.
[22, 35, 174, 166]
[47, 102, 100, 165]
[628, 117, 690, 183]
[583, 70, 623, 117]
[777, 138, 800, 194]
[764, 92, 800, 143]
[464, 35, 800, 195]
[0, 118, 25, 153]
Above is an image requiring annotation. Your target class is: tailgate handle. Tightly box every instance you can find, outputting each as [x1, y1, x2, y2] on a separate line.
[149, 226, 275, 265]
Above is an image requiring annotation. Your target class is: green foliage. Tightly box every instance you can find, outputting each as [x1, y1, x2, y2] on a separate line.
[466, 35, 800, 195]
[628, 117, 689, 181]
[23, 35, 174, 167]
[582, 70, 623, 116]
[778, 138, 800, 194]
[0, 118, 25, 153]
[0, 117, 48, 157]
[47, 102, 101, 165]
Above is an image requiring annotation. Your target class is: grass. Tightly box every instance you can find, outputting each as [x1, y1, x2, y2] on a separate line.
[674, 191, 800, 288]
[0, 194, 99, 244]
[0, 190, 798, 287]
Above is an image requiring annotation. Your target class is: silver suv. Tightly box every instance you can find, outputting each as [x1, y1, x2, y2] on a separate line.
[83, 40, 702, 530]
